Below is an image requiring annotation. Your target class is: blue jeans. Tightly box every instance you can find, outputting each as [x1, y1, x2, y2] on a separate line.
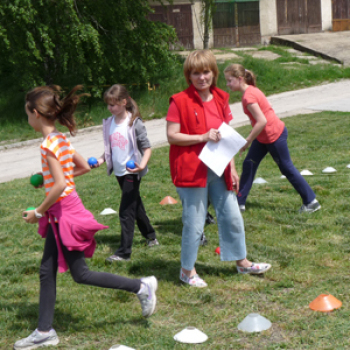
[177, 168, 247, 271]
[237, 127, 316, 206]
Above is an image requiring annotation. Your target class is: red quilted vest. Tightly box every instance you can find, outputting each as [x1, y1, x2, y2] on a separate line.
[169, 84, 233, 190]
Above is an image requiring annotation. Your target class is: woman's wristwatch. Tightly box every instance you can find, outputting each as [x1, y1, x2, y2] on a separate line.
[34, 209, 43, 219]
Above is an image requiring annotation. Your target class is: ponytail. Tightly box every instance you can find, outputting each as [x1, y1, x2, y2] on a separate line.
[25, 85, 89, 136]
[244, 69, 256, 87]
[224, 64, 256, 86]
[127, 96, 141, 126]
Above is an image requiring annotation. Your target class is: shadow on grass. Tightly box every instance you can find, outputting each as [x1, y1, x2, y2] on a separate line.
[8, 301, 151, 333]
[125, 258, 270, 285]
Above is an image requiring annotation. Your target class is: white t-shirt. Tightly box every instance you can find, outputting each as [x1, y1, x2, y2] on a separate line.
[109, 115, 135, 176]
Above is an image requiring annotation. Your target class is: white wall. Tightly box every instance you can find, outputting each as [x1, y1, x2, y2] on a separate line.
[259, 0, 278, 43]
[321, 0, 333, 31]
[191, 1, 215, 49]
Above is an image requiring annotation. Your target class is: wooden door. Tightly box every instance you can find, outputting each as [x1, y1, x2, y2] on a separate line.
[149, 5, 194, 50]
[237, 2, 261, 45]
[277, 0, 321, 34]
[168, 5, 194, 49]
[332, 0, 350, 31]
[213, 2, 237, 47]
[307, 0, 323, 32]
[213, 1, 260, 48]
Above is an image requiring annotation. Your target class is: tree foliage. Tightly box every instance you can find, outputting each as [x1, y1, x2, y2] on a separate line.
[0, 0, 177, 94]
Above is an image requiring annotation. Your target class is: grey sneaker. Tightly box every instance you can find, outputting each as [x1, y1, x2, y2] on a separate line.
[14, 329, 59, 349]
[205, 212, 215, 225]
[299, 199, 321, 213]
[137, 276, 158, 317]
[105, 255, 130, 262]
[239, 205, 246, 213]
[237, 263, 271, 275]
[200, 232, 208, 246]
[146, 239, 159, 247]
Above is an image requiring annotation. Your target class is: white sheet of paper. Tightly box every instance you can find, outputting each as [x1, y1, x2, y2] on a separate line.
[199, 123, 246, 177]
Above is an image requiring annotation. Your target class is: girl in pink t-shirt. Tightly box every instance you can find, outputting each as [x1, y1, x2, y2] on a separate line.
[224, 64, 320, 214]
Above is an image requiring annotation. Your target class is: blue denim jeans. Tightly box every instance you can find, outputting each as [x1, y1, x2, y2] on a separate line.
[176, 168, 247, 271]
[237, 127, 316, 206]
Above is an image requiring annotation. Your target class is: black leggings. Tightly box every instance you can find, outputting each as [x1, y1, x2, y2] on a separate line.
[38, 224, 141, 331]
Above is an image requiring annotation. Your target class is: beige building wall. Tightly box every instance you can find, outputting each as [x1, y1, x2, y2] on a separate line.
[321, 0, 332, 31]
[259, 0, 278, 44]
[192, 1, 214, 49]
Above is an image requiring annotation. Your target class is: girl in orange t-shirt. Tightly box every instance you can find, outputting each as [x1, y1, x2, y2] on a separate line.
[224, 64, 320, 214]
[15, 86, 157, 350]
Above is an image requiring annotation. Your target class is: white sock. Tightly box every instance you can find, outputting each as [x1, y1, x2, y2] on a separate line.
[137, 283, 147, 295]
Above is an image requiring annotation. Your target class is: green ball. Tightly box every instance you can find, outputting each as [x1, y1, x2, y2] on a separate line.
[24, 206, 36, 217]
[30, 174, 43, 187]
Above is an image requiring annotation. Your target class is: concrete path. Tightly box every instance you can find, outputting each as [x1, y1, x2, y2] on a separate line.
[1, 80, 350, 184]
[271, 31, 350, 66]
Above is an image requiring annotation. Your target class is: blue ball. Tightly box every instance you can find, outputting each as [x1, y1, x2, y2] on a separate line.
[88, 157, 98, 167]
[126, 160, 135, 169]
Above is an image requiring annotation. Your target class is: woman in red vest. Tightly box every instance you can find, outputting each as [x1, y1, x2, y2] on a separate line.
[166, 50, 271, 288]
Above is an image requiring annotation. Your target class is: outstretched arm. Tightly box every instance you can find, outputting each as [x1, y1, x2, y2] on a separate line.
[240, 103, 267, 154]
[73, 151, 91, 177]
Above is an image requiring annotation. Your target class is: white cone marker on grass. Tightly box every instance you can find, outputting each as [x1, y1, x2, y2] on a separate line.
[322, 167, 336, 173]
[109, 345, 136, 350]
[174, 327, 208, 344]
[253, 177, 267, 184]
[238, 313, 272, 333]
[100, 208, 117, 215]
[300, 169, 313, 176]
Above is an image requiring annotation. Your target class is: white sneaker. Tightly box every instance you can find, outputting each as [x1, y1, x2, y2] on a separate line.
[14, 329, 59, 349]
[137, 276, 158, 317]
[237, 263, 271, 275]
[179, 269, 208, 288]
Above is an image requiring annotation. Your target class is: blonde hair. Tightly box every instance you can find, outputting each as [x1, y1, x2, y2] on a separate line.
[103, 84, 141, 126]
[183, 50, 219, 86]
[25, 85, 88, 136]
[224, 63, 256, 86]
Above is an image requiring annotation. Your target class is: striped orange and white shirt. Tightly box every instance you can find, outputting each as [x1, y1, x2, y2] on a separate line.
[41, 132, 75, 202]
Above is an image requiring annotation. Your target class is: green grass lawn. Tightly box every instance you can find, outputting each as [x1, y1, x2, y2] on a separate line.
[1, 44, 350, 144]
[1, 111, 350, 349]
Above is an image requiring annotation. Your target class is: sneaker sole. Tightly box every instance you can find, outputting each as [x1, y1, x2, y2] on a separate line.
[105, 257, 130, 262]
[145, 276, 158, 317]
[247, 265, 272, 275]
[14, 338, 59, 350]
[299, 205, 321, 213]
[237, 264, 272, 275]
[310, 205, 321, 213]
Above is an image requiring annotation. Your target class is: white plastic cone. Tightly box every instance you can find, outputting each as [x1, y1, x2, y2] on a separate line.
[253, 177, 267, 184]
[100, 208, 117, 215]
[174, 327, 208, 344]
[238, 313, 272, 333]
[109, 345, 136, 350]
[322, 167, 336, 173]
[300, 169, 313, 176]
